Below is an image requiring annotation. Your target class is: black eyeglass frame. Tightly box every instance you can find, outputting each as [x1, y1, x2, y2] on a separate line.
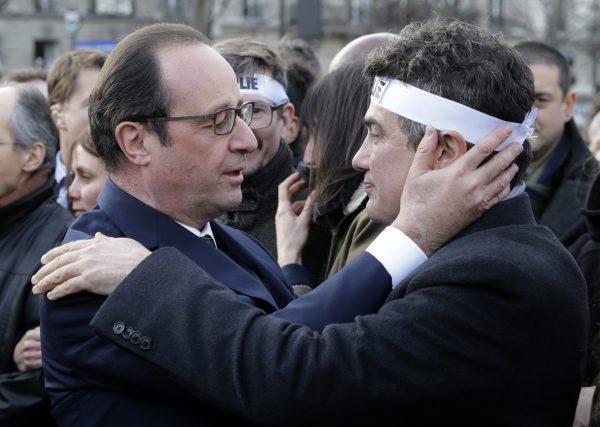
[131, 100, 255, 136]
[249, 101, 288, 130]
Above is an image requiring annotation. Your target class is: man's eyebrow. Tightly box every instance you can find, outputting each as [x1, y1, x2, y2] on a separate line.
[363, 116, 380, 127]
[534, 90, 553, 98]
[203, 99, 244, 113]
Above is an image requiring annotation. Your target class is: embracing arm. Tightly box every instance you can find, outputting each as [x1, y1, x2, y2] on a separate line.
[90, 247, 532, 424]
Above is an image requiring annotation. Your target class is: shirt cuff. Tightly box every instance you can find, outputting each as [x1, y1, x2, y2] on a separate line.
[366, 226, 428, 288]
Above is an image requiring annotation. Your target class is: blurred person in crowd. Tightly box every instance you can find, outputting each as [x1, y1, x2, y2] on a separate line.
[2, 67, 48, 98]
[588, 111, 600, 161]
[569, 170, 600, 427]
[0, 83, 71, 426]
[515, 41, 596, 239]
[213, 39, 297, 257]
[67, 128, 107, 218]
[47, 49, 106, 208]
[276, 34, 321, 165]
[37, 23, 467, 426]
[32, 20, 581, 426]
[329, 32, 397, 71]
[278, 62, 385, 284]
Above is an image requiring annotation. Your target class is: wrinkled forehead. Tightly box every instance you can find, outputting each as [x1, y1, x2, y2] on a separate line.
[364, 101, 403, 133]
[158, 44, 241, 113]
[0, 87, 17, 133]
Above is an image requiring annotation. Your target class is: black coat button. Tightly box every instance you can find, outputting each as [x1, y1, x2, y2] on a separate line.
[140, 337, 152, 350]
[130, 332, 142, 344]
[122, 326, 134, 340]
[113, 322, 125, 335]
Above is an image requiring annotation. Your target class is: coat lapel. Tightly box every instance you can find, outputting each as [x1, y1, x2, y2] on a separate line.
[98, 180, 279, 309]
[211, 222, 295, 308]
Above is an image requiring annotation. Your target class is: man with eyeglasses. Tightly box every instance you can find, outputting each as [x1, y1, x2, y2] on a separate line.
[213, 39, 298, 258]
[38, 22, 527, 426]
[37, 23, 444, 426]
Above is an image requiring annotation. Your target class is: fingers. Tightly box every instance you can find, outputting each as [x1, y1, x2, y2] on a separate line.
[476, 163, 519, 216]
[23, 356, 42, 370]
[301, 191, 316, 218]
[41, 237, 96, 265]
[32, 260, 85, 295]
[21, 348, 43, 370]
[23, 327, 41, 341]
[278, 172, 302, 208]
[474, 142, 523, 185]
[287, 179, 307, 198]
[21, 339, 42, 352]
[407, 126, 439, 175]
[290, 200, 305, 216]
[33, 249, 80, 286]
[460, 126, 513, 171]
[46, 276, 88, 301]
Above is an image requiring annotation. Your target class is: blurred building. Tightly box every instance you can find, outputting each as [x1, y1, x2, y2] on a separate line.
[1, 0, 599, 118]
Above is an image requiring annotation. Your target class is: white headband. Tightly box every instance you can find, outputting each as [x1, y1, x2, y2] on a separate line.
[238, 74, 289, 106]
[371, 76, 537, 152]
[371, 76, 534, 200]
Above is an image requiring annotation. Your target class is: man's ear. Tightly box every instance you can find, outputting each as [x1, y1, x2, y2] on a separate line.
[114, 122, 151, 167]
[21, 142, 46, 172]
[279, 103, 297, 143]
[563, 91, 576, 122]
[50, 104, 67, 131]
[434, 130, 467, 169]
[283, 115, 301, 144]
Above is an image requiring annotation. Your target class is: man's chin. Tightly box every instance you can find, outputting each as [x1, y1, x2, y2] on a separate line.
[365, 199, 396, 226]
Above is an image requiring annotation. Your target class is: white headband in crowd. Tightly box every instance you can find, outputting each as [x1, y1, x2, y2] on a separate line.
[237, 74, 289, 105]
[371, 76, 537, 152]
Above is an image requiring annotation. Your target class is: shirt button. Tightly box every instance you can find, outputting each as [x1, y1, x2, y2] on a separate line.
[140, 337, 152, 350]
[130, 332, 142, 344]
[113, 322, 125, 335]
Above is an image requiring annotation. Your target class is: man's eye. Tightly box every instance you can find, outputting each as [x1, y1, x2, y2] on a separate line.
[253, 106, 269, 115]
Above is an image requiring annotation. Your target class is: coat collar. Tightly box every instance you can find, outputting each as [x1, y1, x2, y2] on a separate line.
[450, 193, 536, 242]
[97, 179, 280, 309]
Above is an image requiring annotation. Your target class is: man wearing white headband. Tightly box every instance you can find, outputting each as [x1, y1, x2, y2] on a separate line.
[213, 39, 297, 259]
[33, 20, 586, 426]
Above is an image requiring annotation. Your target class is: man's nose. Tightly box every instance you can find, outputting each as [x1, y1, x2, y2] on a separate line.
[230, 117, 257, 154]
[352, 139, 370, 172]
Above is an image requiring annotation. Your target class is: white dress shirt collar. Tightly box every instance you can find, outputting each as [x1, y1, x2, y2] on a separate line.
[175, 221, 217, 248]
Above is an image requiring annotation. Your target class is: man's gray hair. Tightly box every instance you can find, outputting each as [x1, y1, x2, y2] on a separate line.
[7, 83, 58, 168]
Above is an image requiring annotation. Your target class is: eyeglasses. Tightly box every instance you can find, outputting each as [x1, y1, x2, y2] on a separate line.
[134, 101, 255, 136]
[249, 101, 287, 130]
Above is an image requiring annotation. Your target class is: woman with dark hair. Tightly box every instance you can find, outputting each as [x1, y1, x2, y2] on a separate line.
[281, 61, 385, 284]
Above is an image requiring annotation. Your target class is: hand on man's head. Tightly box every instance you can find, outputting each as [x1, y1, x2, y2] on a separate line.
[394, 125, 523, 256]
[32, 233, 151, 300]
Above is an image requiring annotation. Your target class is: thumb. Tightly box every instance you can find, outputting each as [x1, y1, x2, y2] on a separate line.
[408, 126, 439, 176]
[299, 191, 316, 223]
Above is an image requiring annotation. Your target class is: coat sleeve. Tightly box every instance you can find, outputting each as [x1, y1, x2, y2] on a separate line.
[271, 251, 392, 330]
[90, 247, 535, 424]
[40, 230, 194, 402]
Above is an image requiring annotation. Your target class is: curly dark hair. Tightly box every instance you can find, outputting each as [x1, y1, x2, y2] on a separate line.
[365, 19, 534, 187]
